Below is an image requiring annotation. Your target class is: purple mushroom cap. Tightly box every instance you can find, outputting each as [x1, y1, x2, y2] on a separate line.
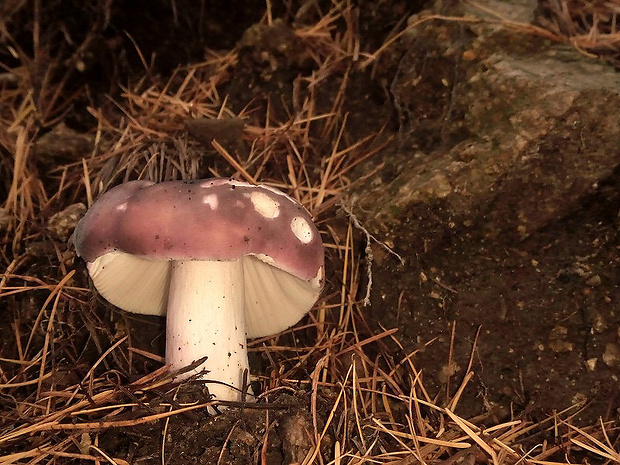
[73, 178, 323, 281]
[73, 178, 325, 339]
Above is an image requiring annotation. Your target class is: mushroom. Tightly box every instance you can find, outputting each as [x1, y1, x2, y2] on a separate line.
[73, 178, 324, 403]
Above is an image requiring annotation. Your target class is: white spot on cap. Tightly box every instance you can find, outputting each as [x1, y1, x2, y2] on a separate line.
[291, 216, 313, 244]
[117, 202, 128, 211]
[250, 191, 280, 219]
[202, 194, 218, 209]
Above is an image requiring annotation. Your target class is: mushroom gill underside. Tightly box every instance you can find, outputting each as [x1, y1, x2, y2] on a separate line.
[87, 251, 321, 339]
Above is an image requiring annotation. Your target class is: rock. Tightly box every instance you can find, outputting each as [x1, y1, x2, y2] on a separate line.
[48, 203, 87, 241]
[344, 0, 620, 422]
[279, 411, 314, 465]
[184, 117, 247, 158]
[35, 123, 95, 170]
[548, 325, 574, 353]
[353, 0, 620, 253]
[602, 343, 620, 367]
[591, 311, 608, 334]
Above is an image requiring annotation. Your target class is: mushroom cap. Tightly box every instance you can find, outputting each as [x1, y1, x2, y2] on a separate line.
[73, 178, 325, 338]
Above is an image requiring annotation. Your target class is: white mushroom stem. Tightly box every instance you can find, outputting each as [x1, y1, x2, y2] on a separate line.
[165, 259, 249, 403]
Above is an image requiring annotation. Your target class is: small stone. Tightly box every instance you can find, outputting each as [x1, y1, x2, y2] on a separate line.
[47, 203, 87, 241]
[438, 362, 460, 384]
[571, 392, 587, 406]
[35, 123, 95, 167]
[78, 432, 92, 455]
[602, 343, 620, 367]
[591, 311, 607, 334]
[585, 358, 597, 371]
[462, 49, 477, 61]
[280, 412, 313, 465]
[585, 274, 602, 286]
[548, 326, 574, 353]
[572, 264, 590, 277]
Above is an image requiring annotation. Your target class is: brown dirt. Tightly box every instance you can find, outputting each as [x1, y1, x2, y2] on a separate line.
[366, 170, 620, 424]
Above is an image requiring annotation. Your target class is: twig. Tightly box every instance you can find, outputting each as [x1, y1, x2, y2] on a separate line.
[340, 201, 405, 306]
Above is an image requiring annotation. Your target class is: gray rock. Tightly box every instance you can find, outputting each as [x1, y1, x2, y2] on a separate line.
[354, 0, 620, 252]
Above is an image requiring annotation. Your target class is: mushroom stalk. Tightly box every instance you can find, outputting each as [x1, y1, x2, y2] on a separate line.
[166, 259, 249, 403]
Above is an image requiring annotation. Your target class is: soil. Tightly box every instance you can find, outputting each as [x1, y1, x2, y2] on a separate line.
[1, 0, 619, 463]
[366, 170, 620, 424]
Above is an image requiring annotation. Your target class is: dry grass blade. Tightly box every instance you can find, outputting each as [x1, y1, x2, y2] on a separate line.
[371, 417, 471, 449]
[535, 0, 620, 65]
[563, 420, 620, 462]
[444, 409, 498, 464]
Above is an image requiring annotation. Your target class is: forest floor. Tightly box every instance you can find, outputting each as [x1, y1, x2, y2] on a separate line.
[1, 1, 619, 464]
